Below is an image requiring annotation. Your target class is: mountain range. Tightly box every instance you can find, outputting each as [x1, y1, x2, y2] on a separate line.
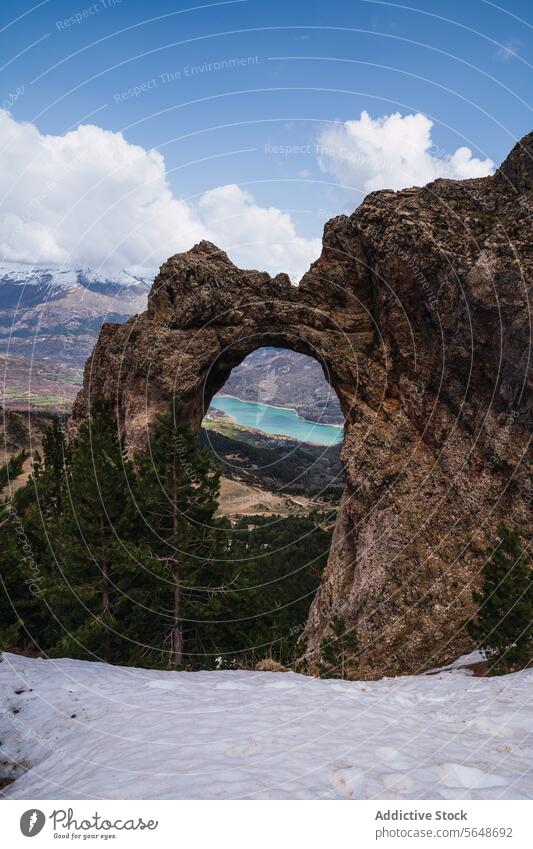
[0, 262, 151, 409]
[0, 262, 342, 422]
[0, 262, 151, 364]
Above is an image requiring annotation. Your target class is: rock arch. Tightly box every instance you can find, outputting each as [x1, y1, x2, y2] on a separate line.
[72, 133, 532, 676]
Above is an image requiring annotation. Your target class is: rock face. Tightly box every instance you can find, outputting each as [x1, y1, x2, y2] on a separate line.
[71, 133, 532, 677]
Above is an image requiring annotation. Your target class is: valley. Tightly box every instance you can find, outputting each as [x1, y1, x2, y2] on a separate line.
[217, 347, 344, 425]
[209, 394, 343, 445]
[201, 410, 343, 508]
[0, 263, 345, 517]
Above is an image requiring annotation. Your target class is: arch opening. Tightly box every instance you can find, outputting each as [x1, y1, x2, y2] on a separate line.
[199, 332, 349, 429]
[201, 345, 345, 512]
[197, 345, 345, 668]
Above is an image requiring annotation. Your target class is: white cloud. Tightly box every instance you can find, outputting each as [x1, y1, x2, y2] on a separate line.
[199, 184, 321, 281]
[317, 111, 494, 194]
[0, 110, 319, 281]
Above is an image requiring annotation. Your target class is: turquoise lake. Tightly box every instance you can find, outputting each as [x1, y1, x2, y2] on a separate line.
[209, 395, 343, 446]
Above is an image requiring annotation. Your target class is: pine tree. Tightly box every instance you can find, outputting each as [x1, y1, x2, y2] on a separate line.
[0, 423, 69, 657]
[0, 404, 333, 672]
[318, 615, 360, 679]
[135, 398, 226, 668]
[0, 433, 28, 658]
[0, 449, 28, 494]
[0, 619, 23, 654]
[468, 523, 533, 673]
[48, 400, 137, 662]
[221, 513, 330, 668]
[40, 416, 70, 515]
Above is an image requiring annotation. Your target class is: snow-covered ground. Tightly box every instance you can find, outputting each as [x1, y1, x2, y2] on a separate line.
[1, 652, 532, 800]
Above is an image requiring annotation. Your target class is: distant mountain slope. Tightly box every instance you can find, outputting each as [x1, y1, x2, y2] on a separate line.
[218, 347, 343, 424]
[0, 262, 151, 367]
[0, 354, 82, 410]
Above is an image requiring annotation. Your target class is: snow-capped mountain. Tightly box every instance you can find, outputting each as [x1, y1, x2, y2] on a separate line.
[0, 262, 154, 410]
[0, 261, 153, 366]
[0, 260, 153, 300]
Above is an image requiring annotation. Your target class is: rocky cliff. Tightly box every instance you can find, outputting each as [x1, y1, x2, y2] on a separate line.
[71, 132, 532, 677]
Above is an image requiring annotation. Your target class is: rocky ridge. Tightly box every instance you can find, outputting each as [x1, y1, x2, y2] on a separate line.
[72, 133, 532, 676]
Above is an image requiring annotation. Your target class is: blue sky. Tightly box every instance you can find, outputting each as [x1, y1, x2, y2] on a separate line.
[0, 0, 531, 276]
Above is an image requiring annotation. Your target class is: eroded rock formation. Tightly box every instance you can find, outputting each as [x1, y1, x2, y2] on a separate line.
[71, 133, 532, 677]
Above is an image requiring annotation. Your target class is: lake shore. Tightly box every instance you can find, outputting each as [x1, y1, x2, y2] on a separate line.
[216, 393, 344, 430]
[209, 395, 343, 446]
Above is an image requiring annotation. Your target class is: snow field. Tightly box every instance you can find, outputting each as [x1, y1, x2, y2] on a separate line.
[1, 653, 532, 800]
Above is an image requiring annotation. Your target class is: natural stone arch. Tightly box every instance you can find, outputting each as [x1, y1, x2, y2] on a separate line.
[134, 241, 374, 433]
[72, 133, 532, 677]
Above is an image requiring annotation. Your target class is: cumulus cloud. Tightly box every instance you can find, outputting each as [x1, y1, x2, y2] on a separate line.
[0, 110, 319, 280]
[317, 111, 494, 194]
[199, 184, 321, 281]
[0, 110, 204, 269]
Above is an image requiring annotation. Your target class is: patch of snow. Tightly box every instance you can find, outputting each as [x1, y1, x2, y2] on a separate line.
[0, 261, 152, 290]
[425, 650, 485, 675]
[144, 679, 181, 691]
[0, 263, 77, 288]
[436, 763, 508, 790]
[0, 653, 532, 800]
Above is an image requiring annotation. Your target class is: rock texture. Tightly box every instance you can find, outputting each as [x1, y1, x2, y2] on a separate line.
[71, 133, 532, 677]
